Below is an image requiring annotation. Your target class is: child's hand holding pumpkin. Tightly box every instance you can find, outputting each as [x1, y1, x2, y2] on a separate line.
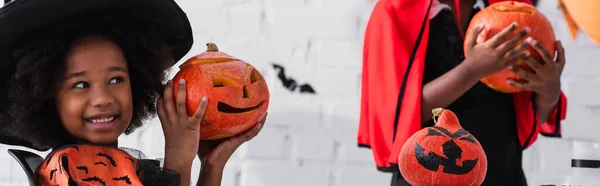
[197, 112, 267, 167]
[507, 39, 565, 107]
[461, 22, 532, 80]
[195, 113, 267, 186]
[158, 79, 208, 185]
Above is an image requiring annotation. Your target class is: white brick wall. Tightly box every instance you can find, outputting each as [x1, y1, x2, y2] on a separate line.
[2, 0, 600, 185]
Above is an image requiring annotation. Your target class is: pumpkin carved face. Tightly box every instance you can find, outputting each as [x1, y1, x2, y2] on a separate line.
[398, 108, 487, 186]
[464, 1, 556, 93]
[36, 144, 143, 186]
[172, 43, 270, 140]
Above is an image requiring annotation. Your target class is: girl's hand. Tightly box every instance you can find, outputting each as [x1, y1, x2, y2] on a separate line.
[158, 79, 208, 168]
[462, 22, 532, 79]
[508, 39, 565, 107]
[198, 113, 268, 169]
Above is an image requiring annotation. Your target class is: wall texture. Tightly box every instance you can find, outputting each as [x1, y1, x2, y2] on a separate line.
[2, 0, 600, 185]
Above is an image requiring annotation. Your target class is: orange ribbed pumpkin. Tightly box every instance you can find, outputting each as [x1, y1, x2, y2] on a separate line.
[464, 1, 556, 93]
[172, 43, 270, 140]
[398, 108, 487, 186]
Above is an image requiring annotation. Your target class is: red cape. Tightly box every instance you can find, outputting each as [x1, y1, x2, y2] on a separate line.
[358, 0, 567, 172]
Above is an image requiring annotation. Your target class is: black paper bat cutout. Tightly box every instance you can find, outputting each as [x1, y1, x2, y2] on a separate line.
[272, 63, 316, 94]
[531, 0, 538, 6]
[414, 127, 479, 175]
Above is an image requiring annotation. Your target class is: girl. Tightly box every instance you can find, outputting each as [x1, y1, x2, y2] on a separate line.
[358, 0, 567, 185]
[0, 0, 266, 185]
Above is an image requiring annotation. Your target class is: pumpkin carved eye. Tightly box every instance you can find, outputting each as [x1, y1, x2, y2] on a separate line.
[492, 3, 535, 14]
[427, 127, 477, 144]
[250, 69, 261, 84]
[212, 76, 239, 87]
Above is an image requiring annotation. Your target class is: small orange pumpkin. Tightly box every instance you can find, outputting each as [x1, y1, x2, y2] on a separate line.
[464, 1, 556, 93]
[398, 108, 487, 186]
[172, 43, 270, 140]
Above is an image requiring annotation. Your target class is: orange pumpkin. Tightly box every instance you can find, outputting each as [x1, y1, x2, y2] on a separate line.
[172, 43, 270, 140]
[36, 144, 143, 186]
[464, 1, 556, 93]
[398, 108, 487, 186]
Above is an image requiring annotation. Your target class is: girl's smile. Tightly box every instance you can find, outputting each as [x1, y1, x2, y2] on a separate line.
[84, 113, 121, 131]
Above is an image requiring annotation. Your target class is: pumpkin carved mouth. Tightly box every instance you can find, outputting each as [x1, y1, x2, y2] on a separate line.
[217, 101, 265, 113]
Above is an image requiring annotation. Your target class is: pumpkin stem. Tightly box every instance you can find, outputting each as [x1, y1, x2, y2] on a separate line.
[432, 108, 444, 123]
[206, 43, 219, 52]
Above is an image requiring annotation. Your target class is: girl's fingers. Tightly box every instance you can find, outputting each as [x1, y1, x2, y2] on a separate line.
[487, 22, 518, 47]
[504, 41, 529, 57]
[251, 113, 268, 139]
[497, 28, 530, 54]
[235, 112, 268, 144]
[163, 80, 178, 124]
[555, 40, 566, 68]
[465, 24, 485, 51]
[507, 79, 535, 91]
[509, 65, 537, 82]
[521, 57, 543, 72]
[157, 97, 170, 129]
[504, 48, 530, 66]
[531, 39, 554, 65]
[176, 79, 189, 122]
[191, 96, 209, 127]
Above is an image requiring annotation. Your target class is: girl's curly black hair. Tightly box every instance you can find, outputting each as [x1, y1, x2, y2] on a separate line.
[0, 8, 173, 150]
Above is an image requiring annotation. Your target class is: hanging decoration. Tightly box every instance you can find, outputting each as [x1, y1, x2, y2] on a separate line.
[558, 0, 600, 44]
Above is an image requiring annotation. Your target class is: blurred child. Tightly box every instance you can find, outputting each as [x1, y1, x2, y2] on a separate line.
[358, 0, 567, 185]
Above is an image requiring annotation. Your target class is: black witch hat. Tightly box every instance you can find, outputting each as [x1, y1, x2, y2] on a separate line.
[0, 0, 194, 150]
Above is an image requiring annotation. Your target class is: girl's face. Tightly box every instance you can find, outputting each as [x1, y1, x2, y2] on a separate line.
[56, 35, 133, 145]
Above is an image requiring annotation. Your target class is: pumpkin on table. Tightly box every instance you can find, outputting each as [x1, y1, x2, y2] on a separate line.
[398, 108, 487, 186]
[172, 43, 270, 140]
[464, 1, 556, 93]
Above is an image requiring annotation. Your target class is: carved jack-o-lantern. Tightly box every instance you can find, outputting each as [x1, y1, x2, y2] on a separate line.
[398, 108, 487, 186]
[172, 43, 270, 140]
[464, 1, 556, 93]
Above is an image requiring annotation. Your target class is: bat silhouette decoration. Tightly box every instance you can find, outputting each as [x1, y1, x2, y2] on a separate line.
[530, 0, 538, 6]
[272, 63, 316, 94]
[415, 127, 479, 175]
